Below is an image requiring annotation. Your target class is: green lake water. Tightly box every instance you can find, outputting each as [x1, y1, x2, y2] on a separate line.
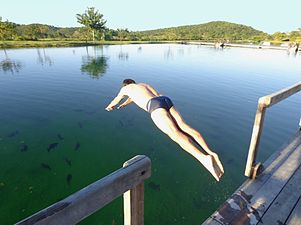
[0, 44, 301, 225]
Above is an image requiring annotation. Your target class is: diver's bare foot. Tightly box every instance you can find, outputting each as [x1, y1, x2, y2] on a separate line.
[202, 155, 223, 181]
[211, 153, 224, 174]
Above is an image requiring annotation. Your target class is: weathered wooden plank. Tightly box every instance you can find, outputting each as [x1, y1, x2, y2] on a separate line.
[202, 132, 301, 225]
[15, 155, 151, 225]
[124, 183, 144, 225]
[202, 217, 223, 225]
[259, 163, 301, 224]
[286, 197, 301, 225]
[204, 139, 301, 225]
[237, 144, 301, 225]
[259, 81, 301, 107]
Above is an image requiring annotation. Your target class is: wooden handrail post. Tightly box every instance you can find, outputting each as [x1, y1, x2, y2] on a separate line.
[245, 102, 266, 178]
[123, 183, 144, 225]
[123, 156, 147, 225]
[245, 82, 301, 179]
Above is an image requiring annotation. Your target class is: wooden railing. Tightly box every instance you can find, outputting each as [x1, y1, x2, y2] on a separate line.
[245, 82, 301, 179]
[15, 155, 151, 225]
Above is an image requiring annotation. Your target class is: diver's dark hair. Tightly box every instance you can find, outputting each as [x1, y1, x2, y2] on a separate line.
[122, 79, 136, 86]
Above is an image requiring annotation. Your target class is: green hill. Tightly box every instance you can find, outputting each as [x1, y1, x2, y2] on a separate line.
[14, 23, 79, 40]
[133, 21, 268, 41]
[3, 19, 298, 43]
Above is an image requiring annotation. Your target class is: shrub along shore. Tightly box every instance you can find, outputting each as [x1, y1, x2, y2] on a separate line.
[0, 40, 173, 49]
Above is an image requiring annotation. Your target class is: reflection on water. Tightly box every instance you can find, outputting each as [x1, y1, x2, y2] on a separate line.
[118, 52, 129, 61]
[0, 59, 22, 74]
[0, 50, 22, 74]
[81, 56, 108, 79]
[117, 45, 129, 61]
[164, 46, 174, 59]
[177, 48, 184, 56]
[37, 49, 53, 66]
[81, 46, 109, 79]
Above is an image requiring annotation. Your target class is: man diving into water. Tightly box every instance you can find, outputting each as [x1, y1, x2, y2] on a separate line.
[105, 79, 224, 181]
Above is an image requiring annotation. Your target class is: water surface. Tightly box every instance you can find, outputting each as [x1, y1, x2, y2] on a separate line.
[0, 44, 300, 225]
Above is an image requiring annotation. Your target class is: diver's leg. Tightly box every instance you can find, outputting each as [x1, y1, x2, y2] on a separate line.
[169, 106, 224, 173]
[150, 108, 223, 181]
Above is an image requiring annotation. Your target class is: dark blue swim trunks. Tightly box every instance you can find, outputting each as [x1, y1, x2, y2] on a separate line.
[146, 96, 173, 114]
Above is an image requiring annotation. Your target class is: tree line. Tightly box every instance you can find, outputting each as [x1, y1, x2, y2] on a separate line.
[1, 8, 300, 43]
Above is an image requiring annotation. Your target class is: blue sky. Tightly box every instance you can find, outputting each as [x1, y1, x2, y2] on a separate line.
[0, 0, 300, 34]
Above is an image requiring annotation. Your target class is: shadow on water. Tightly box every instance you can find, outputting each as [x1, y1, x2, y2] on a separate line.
[0, 50, 22, 74]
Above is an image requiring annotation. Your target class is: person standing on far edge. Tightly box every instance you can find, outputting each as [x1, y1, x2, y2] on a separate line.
[105, 79, 224, 181]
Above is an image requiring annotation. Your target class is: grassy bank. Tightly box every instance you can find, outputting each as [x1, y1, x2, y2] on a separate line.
[0, 40, 171, 49]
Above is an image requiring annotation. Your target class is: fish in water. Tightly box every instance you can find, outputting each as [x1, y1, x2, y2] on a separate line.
[119, 120, 124, 127]
[67, 174, 72, 186]
[86, 110, 96, 115]
[20, 144, 28, 152]
[7, 130, 19, 138]
[63, 157, 72, 166]
[47, 143, 58, 152]
[41, 163, 51, 170]
[74, 142, 80, 151]
[148, 181, 160, 191]
[57, 134, 64, 140]
[78, 122, 83, 128]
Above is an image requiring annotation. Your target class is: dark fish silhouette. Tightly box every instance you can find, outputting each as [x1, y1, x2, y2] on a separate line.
[47, 143, 58, 152]
[78, 122, 83, 128]
[148, 182, 160, 191]
[7, 130, 19, 138]
[41, 163, 51, 170]
[127, 118, 134, 126]
[147, 147, 156, 156]
[57, 134, 64, 140]
[74, 142, 80, 151]
[119, 120, 124, 127]
[67, 174, 72, 185]
[86, 110, 96, 115]
[63, 157, 72, 166]
[20, 144, 28, 152]
[192, 197, 203, 209]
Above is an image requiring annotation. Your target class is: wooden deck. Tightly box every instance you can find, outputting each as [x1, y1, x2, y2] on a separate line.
[203, 130, 301, 225]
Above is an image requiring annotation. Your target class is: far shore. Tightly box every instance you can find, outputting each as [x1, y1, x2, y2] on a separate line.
[0, 40, 300, 52]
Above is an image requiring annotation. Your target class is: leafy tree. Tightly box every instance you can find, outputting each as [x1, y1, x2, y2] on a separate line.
[0, 17, 17, 40]
[116, 28, 129, 41]
[76, 7, 106, 41]
[272, 32, 288, 41]
[289, 31, 301, 41]
[72, 27, 91, 40]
